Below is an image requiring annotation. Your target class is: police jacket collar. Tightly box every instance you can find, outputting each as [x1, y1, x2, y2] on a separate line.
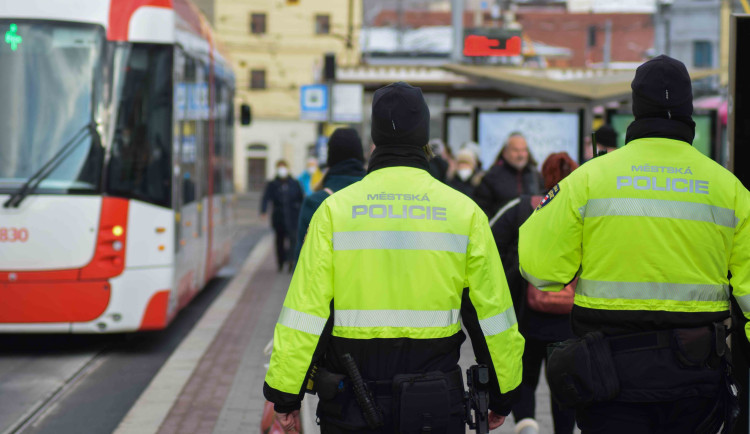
[367, 144, 430, 174]
[625, 117, 695, 146]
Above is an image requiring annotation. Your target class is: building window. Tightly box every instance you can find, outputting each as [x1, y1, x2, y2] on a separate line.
[250, 69, 266, 89]
[250, 13, 266, 34]
[315, 14, 330, 35]
[693, 41, 712, 68]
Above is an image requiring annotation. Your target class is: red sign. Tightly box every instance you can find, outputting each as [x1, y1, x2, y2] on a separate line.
[0, 227, 29, 243]
[463, 35, 522, 57]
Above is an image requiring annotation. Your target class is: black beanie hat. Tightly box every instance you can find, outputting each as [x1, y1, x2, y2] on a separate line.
[327, 128, 364, 167]
[595, 125, 617, 149]
[631, 55, 693, 122]
[370, 82, 430, 148]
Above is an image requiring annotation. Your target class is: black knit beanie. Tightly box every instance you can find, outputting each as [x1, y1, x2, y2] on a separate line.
[370, 82, 430, 148]
[595, 125, 618, 149]
[631, 55, 693, 123]
[327, 128, 364, 167]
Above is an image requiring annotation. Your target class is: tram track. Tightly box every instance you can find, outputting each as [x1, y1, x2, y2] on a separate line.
[3, 346, 110, 434]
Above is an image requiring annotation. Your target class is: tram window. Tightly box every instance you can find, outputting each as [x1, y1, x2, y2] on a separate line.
[107, 44, 172, 208]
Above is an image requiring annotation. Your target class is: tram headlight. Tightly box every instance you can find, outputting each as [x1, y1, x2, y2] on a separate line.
[112, 225, 124, 237]
[112, 240, 123, 251]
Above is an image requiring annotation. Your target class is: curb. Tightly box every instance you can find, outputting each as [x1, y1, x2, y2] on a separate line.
[114, 234, 274, 434]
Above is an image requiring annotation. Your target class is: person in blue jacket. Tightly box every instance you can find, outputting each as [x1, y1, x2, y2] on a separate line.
[294, 128, 365, 263]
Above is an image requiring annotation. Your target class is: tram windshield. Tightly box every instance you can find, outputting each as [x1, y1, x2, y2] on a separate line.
[0, 20, 104, 194]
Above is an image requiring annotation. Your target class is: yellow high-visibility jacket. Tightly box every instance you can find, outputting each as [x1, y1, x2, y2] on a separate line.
[264, 166, 524, 414]
[519, 138, 750, 337]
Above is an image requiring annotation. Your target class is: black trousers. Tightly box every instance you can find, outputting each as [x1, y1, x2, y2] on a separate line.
[576, 397, 715, 434]
[512, 337, 576, 434]
[273, 226, 295, 269]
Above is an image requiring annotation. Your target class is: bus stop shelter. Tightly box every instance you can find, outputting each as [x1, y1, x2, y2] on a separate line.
[442, 64, 721, 128]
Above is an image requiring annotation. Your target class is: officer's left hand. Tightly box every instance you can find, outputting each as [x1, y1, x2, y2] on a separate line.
[488, 411, 506, 430]
[275, 410, 300, 432]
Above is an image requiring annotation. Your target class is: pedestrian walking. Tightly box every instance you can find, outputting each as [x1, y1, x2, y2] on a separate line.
[474, 133, 544, 218]
[260, 160, 304, 272]
[428, 138, 450, 183]
[518, 55, 749, 434]
[490, 152, 579, 434]
[264, 82, 524, 433]
[299, 157, 323, 195]
[447, 148, 483, 198]
[293, 127, 366, 263]
[593, 124, 618, 154]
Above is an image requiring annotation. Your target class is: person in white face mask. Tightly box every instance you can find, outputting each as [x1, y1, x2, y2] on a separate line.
[261, 160, 305, 272]
[447, 148, 483, 198]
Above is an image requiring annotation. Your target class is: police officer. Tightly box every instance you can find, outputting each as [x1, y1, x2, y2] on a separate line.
[263, 82, 524, 433]
[518, 55, 750, 433]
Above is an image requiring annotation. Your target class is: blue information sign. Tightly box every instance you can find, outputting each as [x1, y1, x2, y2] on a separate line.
[300, 84, 328, 121]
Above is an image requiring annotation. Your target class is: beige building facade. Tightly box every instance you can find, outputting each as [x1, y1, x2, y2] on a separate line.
[196, 0, 362, 192]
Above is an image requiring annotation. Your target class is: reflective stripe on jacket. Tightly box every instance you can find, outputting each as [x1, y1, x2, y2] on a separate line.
[518, 138, 750, 337]
[264, 166, 524, 412]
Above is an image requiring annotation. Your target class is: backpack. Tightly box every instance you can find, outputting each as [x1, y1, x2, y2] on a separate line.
[522, 196, 576, 315]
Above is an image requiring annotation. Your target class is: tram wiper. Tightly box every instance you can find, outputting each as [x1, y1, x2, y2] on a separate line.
[3, 122, 98, 208]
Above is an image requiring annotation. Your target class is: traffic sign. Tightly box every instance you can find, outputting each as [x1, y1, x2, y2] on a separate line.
[300, 84, 328, 121]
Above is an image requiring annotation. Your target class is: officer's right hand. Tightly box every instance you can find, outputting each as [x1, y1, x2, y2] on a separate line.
[275, 410, 300, 432]
[488, 411, 506, 430]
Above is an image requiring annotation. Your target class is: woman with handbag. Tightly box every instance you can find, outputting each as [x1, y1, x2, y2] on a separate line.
[490, 152, 579, 434]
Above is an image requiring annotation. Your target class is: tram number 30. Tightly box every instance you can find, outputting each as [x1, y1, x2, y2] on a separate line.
[0, 227, 29, 242]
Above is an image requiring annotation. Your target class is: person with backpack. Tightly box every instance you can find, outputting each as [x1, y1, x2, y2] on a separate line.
[490, 152, 579, 434]
[293, 128, 366, 264]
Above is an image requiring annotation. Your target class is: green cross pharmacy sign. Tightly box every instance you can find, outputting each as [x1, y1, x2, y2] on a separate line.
[5, 24, 22, 51]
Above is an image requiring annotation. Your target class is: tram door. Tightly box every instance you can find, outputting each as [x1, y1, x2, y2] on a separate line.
[173, 48, 204, 307]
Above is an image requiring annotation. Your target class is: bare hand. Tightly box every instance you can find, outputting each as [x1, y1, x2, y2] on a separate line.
[275, 410, 301, 432]
[260, 213, 268, 221]
[488, 411, 506, 430]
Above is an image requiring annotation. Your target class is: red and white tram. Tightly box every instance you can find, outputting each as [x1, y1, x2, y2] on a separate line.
[0, 0, 237, 332]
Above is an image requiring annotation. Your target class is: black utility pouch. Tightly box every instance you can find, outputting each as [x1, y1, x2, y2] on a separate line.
[316, 368, 346, 400]
[672, 327, 714, 368]
[392, 371, 452, 434]
[546, 332, 620, 408]
[316, 377, 370, 431]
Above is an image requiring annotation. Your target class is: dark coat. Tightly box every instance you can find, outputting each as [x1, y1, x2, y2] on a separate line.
[474, 158, 544, 218]
[491, 195, 573, 342]
[428, 155, 449, 182]
[447, 170, 483, 199]
[261, 176, 304, 233]
[294, 159, 366, 262]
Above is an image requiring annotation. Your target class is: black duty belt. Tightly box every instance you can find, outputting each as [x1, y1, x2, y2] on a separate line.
[366, 367, 464, 396]
[606, 324, 726, 359]
[607, 329, 673, 354]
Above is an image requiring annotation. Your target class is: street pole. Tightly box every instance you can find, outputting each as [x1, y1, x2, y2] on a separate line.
[665, 5, 672, 56]
[397, 0, 404, 51]
[604, 19, 612, 69]
[451, 0, 464, 62]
